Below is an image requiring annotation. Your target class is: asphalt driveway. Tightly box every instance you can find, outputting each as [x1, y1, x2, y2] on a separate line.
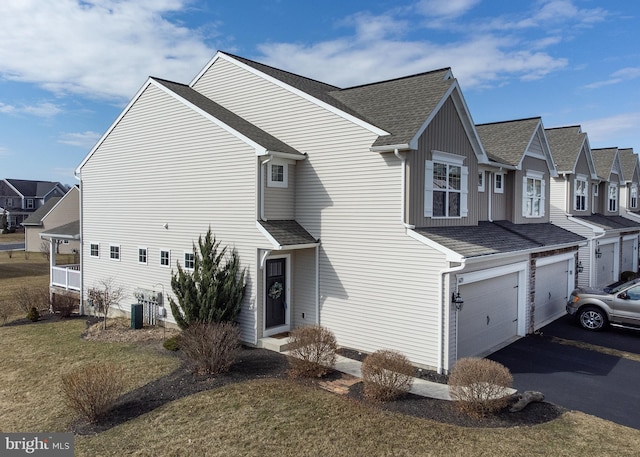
[0, 242, 24, 251]
[489, 315, 640, 430]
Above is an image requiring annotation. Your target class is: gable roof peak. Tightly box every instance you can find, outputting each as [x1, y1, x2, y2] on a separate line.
[339, 67, 452, 91]
[475, 116, 541, 128]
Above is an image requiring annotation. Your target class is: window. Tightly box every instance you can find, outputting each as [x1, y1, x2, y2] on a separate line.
[184, 252, 195, 270]
[608, 183, 618, 212]
[160, 250, 170, 267]
[574, 176, 588, 211]
[424, 151, 468, 218]
[138, 247, 147, 264]
[626, 286, 640, 301]
[631, 185, 638, 209]
[90, 243, 99, 257]
[478, 171, 485, 192]
[593, 183, 599, 196]
[523, 172, 545, 217]
[63, 240, 69, 245]
[7, 199, 12, 208]
[109, 245, 120, 261]
[267, 161, 288, 188]
[494, 173, 504, 194]
[26, 199, 34, 209]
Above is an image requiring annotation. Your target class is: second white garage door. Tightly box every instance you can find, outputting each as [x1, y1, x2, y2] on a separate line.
[596, 241, 617, 287]
[534, 255, 573, 330]
[457, 271, 521, 359]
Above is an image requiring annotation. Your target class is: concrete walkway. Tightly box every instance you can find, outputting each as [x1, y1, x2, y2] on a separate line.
[334, 354, 452, 400]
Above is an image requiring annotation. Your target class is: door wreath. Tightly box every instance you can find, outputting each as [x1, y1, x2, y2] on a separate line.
[268, 281, 283, 299]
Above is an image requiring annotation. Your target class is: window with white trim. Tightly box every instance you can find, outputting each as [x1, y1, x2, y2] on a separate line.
[138, 247, 147, 264]
[593, 183, 599, 196]
[494, 173, 504, 193]
[267, 162, 288, 188]
[608, 183, 618, 212]
[574, 176, 588, 211]
[184, 252, 195, 270]
[109, 245, 120, 261]
[26, 199, 34, 209]
[424, 151, 468, 218]
[478, 171, 485, 192]
[631, 185, 638, 209]
[90, 243, 99, 257]
[522, 171, 545, 217]
[160, 250, 170, 267]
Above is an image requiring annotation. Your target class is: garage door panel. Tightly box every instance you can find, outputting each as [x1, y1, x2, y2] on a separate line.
[596, 243, 616, 287]
[457, 271, 519, 359]
[621, 239, 636, 273]
[534, 261, 570, 330]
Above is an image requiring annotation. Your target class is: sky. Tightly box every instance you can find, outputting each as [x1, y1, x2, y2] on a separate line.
[0, 0, 639, 184]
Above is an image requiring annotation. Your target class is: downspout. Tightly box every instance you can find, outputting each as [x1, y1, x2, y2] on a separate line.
[73, 170, 84, 315]
[315, 245, 320, 325]
[438, 259, 466, 374]
[260, 157, 273, 221]
[487, 171, 493, 222]
[393, 149, 415, 229]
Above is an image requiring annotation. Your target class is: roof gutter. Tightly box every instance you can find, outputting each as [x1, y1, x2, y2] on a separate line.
[369, 144, 411, 153]
[256, 150, 308, 161]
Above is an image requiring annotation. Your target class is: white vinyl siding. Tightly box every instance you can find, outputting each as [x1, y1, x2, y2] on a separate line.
[264, 164, 295, 220]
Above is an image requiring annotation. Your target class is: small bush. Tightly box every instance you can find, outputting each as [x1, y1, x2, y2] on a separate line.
[26, 306, 40, 322]
[361, 349, 415, 401]
[163, 336, 180, 352]
[0, 300, 14, 325]
[448, 357, 513, 417]
[178, 322, 240, 375]
[61, 363, 125, 423]
[52, 292, 78, 318]
[287, 325, 337, 378]
[15, 286, 50, 314]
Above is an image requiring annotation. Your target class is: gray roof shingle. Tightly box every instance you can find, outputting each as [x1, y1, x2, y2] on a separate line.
[258, 220, 318, 247]
[414, 220, 584, 259]
[475, 117, 541, 165]
[618, 148, 639, 183]
[591, 147, 618, 180]
[572, 214, 640, 231]
[21, 197, 61, 226]
[40, 220, 80, 240]
[5, 179, 64, 198]
[545, 126, 586, 173]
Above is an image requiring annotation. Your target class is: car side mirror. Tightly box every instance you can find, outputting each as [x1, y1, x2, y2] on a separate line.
[618, 292, 629, 300]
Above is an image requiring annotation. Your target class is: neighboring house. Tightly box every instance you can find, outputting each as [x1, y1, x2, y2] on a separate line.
[546, 130, 640, 287]
[618, 148, 640, 219]
[22, 186, 80, 253]
[0, 179, 67, 228]
[77, 51, 586, 373]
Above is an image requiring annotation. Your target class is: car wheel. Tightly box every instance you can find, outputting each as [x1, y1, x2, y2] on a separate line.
[578, 306, 608, 331]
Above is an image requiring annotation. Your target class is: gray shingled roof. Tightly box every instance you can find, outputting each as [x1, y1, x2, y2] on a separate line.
[21, 197, 61, 226]
[222, 52, 455, 148]
[545, 126, 586, 173]
[5, 179, 64, 198]
[258, 220, 318, 247]
[40, 220, 80, 240]
[618, 148, 639, 183]
[414, 220, 584, 259]
[153, 78, 303, 157]
[572, 214, 640, 231]
[591, 147, 618, 180]
[475, 117, 541, 166]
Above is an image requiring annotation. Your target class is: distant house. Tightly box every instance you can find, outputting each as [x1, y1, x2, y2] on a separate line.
[22, 186, 80, 253]
[0, 179, 67, 228]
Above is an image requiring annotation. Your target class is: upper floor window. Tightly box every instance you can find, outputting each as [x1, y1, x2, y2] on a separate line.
[6, 199, 12, 208]
[268, 161, 288, 188]
[184, 252, 195, 270]
[160, 250, 170, 267]
[523, 171, 545, 218]
[574, 176, 588, 211]
[494, 173, 504, 194]
[109, 245, 120, 261]
[90, 243, 99, 257]
[424, 151, 468, 218]
[631, 185, 638, 209]
[593, 183, 599, 196]
[26, 199, 34, 209]
[478, 172, 485, 192]
[138, 247, 147, 264]
[608, 183, 618, 212]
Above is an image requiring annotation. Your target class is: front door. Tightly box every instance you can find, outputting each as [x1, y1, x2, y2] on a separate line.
[265, 258, 286, 329]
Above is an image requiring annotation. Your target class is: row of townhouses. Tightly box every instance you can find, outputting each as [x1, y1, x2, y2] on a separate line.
[42, 51, 640, 373]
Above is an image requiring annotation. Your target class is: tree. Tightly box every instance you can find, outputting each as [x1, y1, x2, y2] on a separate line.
[169, 228, 246, 329]
[88, 278, 125, 330]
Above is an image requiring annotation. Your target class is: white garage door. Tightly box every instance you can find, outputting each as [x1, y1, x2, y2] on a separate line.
[621, 237, 638, 273]
[596, 242, 616, 287]
[457, 271, 519, 359]
[534, 259, 571, 330]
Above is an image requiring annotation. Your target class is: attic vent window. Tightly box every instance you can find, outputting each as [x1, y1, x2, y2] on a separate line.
[267, 161, 288, 188]
[26, 199, 34, 209]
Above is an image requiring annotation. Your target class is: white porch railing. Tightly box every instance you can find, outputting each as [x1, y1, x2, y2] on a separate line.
[51, 264, 80, 291]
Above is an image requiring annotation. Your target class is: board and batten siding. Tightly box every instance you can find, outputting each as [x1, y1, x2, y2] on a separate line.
[407, 96, 479, 228]
[264, 164, 295, 220]
[80, 83, 266, 343]
[511, 155, 550, 224]
[194, 57, 451, 368]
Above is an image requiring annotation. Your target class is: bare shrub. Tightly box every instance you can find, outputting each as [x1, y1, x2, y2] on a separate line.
[177, 322, 240, 375]
[40, 241, 50, 261]
[0, 300, 15, 325]
[52, 292, 78, 318]
[88, 279, 125, 330]
[6, 250, 13, 259]
[15, 286, 50, 314]
[361, 349, 415, 401]
[61, 363, 125, 423]
[448, 357, 513, 417]
[287, 325, 337, 378]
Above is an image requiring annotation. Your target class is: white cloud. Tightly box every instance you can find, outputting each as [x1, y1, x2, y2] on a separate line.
[0, 0, 216, 101]
[415, 0, 480, 19]
[58, 131, 102, 148]
[584, 67, 640, 89]
[0, 101, 62, 117]
[0, 146, 10, 157]
[581, 112, 640, 145]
